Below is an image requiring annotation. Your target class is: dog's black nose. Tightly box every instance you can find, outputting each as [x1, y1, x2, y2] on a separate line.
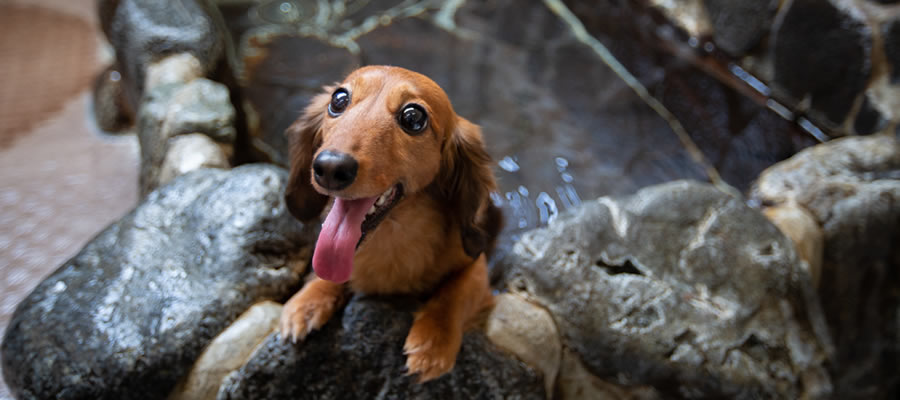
[313, 150, 358, 190]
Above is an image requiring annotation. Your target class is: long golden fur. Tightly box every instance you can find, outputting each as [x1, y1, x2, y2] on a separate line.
[280, 65, 502, 381]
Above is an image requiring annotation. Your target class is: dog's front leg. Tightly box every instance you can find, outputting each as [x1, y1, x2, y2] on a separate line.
[280, 277, 346, 343]
[404, 254, 494, 382]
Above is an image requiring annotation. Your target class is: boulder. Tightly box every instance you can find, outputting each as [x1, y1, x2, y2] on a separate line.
[1, 165, 315, 400]
[752, 134, 900, 398]
[771, 0, 872, 128]
[496, 180, 832, 398]
[137, 78, 235, 195]
[217, 295, 547, 400]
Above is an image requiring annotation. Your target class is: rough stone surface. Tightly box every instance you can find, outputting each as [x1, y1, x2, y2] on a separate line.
[704, 0, 776, 56]
[556, 349, 661, 400]
[485, 293, 561, 397]
[99, 0, 225, 100]
[92, 64, 135, 133]
[496, 181, 832, 399]
[138, 78, 235, 195]
[752, 135, 900, 399]
[854, 94, 887, 135]
[884, 19, 900, 84]
[158, 133, 230, 188]
[170, 301, 283, 400]
[1, 165, 315, 400]
[772, 0, 872, 128]
[217, 295, 547, 400]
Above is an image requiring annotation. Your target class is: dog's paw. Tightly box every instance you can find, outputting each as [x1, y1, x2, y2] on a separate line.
[279, 291, 338, 343]
[403, 315, 462, 383]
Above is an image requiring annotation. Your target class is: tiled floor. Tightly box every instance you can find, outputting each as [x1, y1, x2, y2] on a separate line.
[0, 1, 139, 397]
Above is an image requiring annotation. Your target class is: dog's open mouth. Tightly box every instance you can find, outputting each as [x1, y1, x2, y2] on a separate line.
[360, 184, 404, 243]
[312, 184, 404, 283]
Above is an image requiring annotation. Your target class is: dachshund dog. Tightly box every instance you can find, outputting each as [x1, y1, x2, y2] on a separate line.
[280, 66, 503, 382]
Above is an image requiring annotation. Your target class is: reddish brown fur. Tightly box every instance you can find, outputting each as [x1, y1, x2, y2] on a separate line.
[280, 66, 501, 381]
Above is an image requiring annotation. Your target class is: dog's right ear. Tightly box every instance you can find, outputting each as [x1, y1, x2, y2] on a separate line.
[284, 88, 332, 222]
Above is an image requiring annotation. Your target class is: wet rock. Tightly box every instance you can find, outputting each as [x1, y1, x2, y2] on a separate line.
[884, 19, 900, 84]
[496, 181, 832, 399]
[217, 295, 546, 400]
[145, 53, 204, 91]
[704, 0, 776, 56]
[99, 0, 225, 100]
[92, 64, 135, 133]
[556, 349, 661, 400]
[854, 95, 887, 135]
[485, 293, 561, 397]
[138, 78, 235, 195]
[158, 133, 230, 187]
[171, 301, 283, 400]
[1, 165, 314, 400]
[772, 0, 872, 127]
[751, 135, 900, 399]
[762, 203, 823, 288]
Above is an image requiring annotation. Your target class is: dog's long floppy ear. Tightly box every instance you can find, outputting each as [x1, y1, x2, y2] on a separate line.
[434, 117, 500, 258]
[284, 89, 332, 222]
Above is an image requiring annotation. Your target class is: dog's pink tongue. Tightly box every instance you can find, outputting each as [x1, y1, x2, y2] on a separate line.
[313, 197, 377, 283]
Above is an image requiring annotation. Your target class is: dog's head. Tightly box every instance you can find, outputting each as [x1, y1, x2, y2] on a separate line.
[285, 66, 497, 282]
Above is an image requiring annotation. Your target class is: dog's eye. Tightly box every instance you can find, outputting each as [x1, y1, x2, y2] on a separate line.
[328, 88, 350, 116]
[398, 104, 427, 135]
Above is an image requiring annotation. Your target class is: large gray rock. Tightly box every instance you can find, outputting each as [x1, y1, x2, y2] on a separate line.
[704, 0, 777, 56]
[1, 165, 315, 400]
[217, 295, 546, 400]
[771, 0, 872, 128]
[497, 181, 832, 399]
[752, 135, 900, 399]
[99, 0, 226, 100]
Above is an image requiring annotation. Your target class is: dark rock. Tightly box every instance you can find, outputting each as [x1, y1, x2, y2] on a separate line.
[883, 18, 900, 83]
[1, 165, 315, 400]
[772, 0, 872, 128]
[99, 0, 226, 100]
[217, 295, 546, 400]
[92, 64, 135, 133]
[751, 135, 900, 399]
[138, 78, 235, 195]
[497, 181, 832, 399]
[853, 95, 886, 135]
[704, 0, 777, 56]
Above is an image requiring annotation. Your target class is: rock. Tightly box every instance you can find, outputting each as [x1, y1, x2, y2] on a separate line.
[751, 135, 900, 398]
[170, 301, 283, 400]
[853, 94, 887, 135]
[772, 0, 872, 128]
[496, 181, 832, 399]
[1, 165, 315, 400]
[158, 133, 230, 188]
[762, 203, 823, 288]
[145, 53, 205, 91]
[485, 293, 561, 397]
[99, 0, 226, 100]
[138, 78, 235, 195]
[217, 295, 547, 400]
[704, 0, 777, 56]
[92, 64, 135, 133]
[556, 349, 661, 400]
[882, 18, 900, 84]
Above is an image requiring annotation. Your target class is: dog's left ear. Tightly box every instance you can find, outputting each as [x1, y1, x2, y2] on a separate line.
[434, 117, 499, 258]
[284, 89, 332, 222]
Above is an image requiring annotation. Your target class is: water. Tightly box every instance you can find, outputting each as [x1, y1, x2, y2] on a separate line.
[218, 0, 819, 246]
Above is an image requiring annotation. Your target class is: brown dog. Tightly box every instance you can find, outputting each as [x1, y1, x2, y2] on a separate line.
[280, 65, 502, 382]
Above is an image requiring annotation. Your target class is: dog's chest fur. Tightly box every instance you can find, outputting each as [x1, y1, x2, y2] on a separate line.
[349, 191, 470, 295]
